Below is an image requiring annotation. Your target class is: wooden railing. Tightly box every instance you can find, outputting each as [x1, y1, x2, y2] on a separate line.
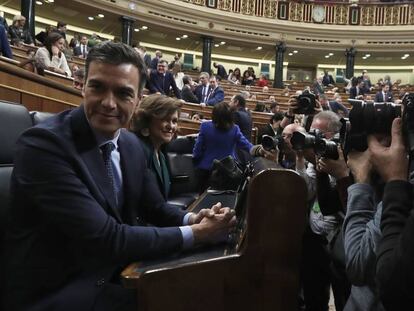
[181, 0, 414, 26]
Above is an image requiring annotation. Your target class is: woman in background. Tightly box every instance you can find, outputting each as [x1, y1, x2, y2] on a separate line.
[132, 94, 182, 199]
[34, 32, 71, 77]
[192, 102, 253, 192]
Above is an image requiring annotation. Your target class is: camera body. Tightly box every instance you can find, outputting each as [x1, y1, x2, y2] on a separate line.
[342, 101, 402, 157]
[291, 130, 339, 160]
[261, 134, 284, 151]
[293, 90, 317, 115]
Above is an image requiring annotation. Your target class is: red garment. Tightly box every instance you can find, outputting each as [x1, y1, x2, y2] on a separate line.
[257, 79, 268, 87]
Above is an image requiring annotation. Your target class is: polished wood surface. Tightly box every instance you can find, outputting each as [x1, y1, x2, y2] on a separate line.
[121, 167, 307, 311]
[0, 61, 82, 112]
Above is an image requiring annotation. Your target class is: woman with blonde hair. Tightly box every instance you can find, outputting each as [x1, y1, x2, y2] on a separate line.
[132, 94, 182, 198]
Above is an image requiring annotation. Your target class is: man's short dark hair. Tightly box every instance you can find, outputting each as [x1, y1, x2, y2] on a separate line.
[57, 21, 67, 28]
[182, 75, 191, 85]
[85, 41, 147, 95]
[271, 112, 284, 123]
[233, 94, 246, 108]
[212, 102, 233, 131]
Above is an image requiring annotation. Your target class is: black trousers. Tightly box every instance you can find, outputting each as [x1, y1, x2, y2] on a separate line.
[300, 227, 350, 311]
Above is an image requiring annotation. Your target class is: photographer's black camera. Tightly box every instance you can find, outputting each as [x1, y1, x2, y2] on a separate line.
[261, 134, 284, 151]
[343, 101, 401, 156]
[293, 90, 317, 115]
[291, 130, 339, 160]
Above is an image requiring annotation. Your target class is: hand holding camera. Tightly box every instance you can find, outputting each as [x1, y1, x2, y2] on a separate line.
[368, 118, 408, 182]
[289, 91, 322, 115]
[346, 149, 372, 184]
[317, 146, 350, 180]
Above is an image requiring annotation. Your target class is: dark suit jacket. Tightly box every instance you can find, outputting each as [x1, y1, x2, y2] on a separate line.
[322, 74, 335, 86]
[216, 65, 227, 79]
[148, 70, 181, 99]
[233, 108, 252, 141]
[194, 85, 224, 106]
[181, 85, 199, 103]
[4, 107, 186, 310]
[374, 91, 393, 103]
[143, 53, 151, 69]
[328, 101, 349, 116]
[349, 86, 366, 99]
[150, 57, 159, 70]
[73, 44, 88, 57]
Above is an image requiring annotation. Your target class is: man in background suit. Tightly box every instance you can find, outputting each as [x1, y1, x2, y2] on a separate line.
[257, 112, 284, 144]
[73, 35, 89, 58]
[213, 62, 227, 80]
[194, 72, 210, 104]
[229, 94, 252, 141]
[203, 76, 225, 107]
[148, 59, 181, 99]
[135, 45, 151, 69]
[150, 50, 162, 70]
[3, 41, 235, 311]
[374, 84, 394, 102]
[181, 75, 199, 103]
[349, 79, 367, 99]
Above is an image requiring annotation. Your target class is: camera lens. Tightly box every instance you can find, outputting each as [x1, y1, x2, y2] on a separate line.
[291, 131, 316, 150]
[262, 135, 276, 151]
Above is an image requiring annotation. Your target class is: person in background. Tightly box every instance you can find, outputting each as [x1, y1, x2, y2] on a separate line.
[132, 95, 182, 199]
[8, 15, 34, 46]
[229, 94, 252, 141]
[35, 25, 54, 46]
[35, 32, 72, 77]
[0, 24, 12, 59]
[0, 11, 8, 31]
[135, 45, 151, 68]
[241, 70, 254, 86]
[228, 67, 241, 84]
[322, 70, 335, 87]
[201, 76, 224, 107]
[192, 102, 253, 193]
[257, 74, 269, 87]
[150, 50, 163, 70]
[181, 75, 199, 104]
[73, 35, 89, 59]
[213, 62, 227, 80]
[72, 68, 85, 90]
[55, 21, 67, 39]
[148, 59, 181, 99]
[374, 83, 393, 103]
[172, 63, 184, 90]
[257, 112, 284, 144]
[168, 53, 181, 70]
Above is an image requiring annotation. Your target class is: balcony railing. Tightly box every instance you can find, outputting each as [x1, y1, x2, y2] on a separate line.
[181, 0, 414, 26]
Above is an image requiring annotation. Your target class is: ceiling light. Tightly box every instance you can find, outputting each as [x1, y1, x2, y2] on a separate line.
[293, 50, 298, 53]
[128, 2, 137, 10]
[141, 26, 148, 30]
[214, 44, 220, 47]
[134, 28, 139, 32]
[288, 52, 293, 56]
[36, 0, 43, 4]
[88, 16, 94, 21]
[182, 35, 188, 39]
[176, 37, 181, 41]
[401, 56, 407, 59]
[404, 54, 410, 57]
[365, 54, 371, 57]
[329, 53, 334, 56]
[48, 0, 54, 2]
[325, 55, 330, 58]
[257, 46, 262, 50]
[362, 56, 367, 59]
[98, 14, 104, 18]
[220, 41, 226, 45]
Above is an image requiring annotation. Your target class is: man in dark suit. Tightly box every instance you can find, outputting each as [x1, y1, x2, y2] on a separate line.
[73, 35, 89, 59]
[203, 76, 225, 106]
[322, 70, 335, 87]
[213, 62, 227, 80]
[229, 94, 252, 141]
[374, 84, 394, 102]
[349, 79, 367, 99]
[148, 60, 181, 99]
[3, 42, 235, 311]
[181, 75, 199, 103]
[194, 72, 210, 104]
[150, 50, 162, 70]
[135, 45, 151, 68]
[257, 112, 284, 144]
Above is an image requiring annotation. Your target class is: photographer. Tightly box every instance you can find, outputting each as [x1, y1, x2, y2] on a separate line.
[342, 147, 386, 311]
[368, 118, 413, 310]
[297, 111, 351, 311]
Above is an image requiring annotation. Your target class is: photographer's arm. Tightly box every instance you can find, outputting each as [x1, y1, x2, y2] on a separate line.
[369, 118, 414, 309]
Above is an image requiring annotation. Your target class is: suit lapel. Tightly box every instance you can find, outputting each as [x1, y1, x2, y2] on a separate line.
[71, 107, 122, 223]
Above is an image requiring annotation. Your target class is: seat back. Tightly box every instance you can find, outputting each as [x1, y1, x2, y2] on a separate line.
[165, 135, 198, 197]
[30, 111, 55, 125]
[0, 101, 33, 308]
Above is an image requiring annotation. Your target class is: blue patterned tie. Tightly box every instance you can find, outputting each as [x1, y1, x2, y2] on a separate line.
[100, 142, 119, 206]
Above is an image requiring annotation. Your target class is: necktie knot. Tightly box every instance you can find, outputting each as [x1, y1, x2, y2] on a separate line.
[101, 142, 115, 159]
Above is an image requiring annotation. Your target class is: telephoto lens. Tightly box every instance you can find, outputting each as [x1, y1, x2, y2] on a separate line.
[291, 131, 316, 150]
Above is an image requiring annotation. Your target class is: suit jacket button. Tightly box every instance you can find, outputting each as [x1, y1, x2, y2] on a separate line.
[96, 278, 105, 286]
